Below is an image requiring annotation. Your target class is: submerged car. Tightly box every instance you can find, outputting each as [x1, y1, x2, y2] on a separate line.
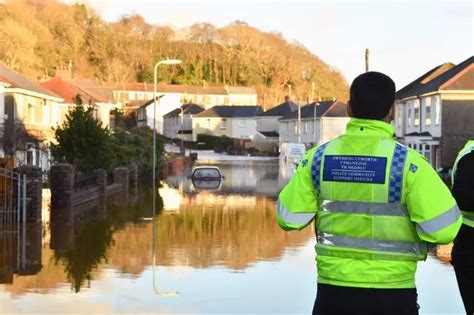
[191, 166, 224, 190]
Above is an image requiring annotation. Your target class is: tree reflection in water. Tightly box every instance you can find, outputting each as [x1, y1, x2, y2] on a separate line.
[7, 162, 313, 294]
[52, 188, 164, 293]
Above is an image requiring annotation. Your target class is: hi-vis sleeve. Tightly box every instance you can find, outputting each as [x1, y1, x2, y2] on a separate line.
[405, 155, 462, 244]
[276, 150, 318, 231]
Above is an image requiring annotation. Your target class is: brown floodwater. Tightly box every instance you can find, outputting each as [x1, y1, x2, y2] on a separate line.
[0, 160, 465, 314]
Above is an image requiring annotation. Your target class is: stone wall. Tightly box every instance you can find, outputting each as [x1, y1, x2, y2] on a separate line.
[50, 165, 131, 219]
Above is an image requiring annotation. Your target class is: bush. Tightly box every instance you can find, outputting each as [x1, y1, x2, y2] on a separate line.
[111, 126, 164, 178]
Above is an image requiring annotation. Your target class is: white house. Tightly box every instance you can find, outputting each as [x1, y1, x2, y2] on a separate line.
[279, 99, 349, 147]
[225, 87, 258, 106]
[163, 103, 204, 141]
[113, 83, 258, 109]
[395, 55, 474, 168]
[192, 105, 263, 141]
[0, 79, 11, 158]
[136, 94, 186, 134]
[255, 97, 297, 139]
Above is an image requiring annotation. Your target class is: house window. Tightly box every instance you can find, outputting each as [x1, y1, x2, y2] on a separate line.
[414, 100, 420, 126]
[239, 120, 246, 128]
[207, 119, 211, 128]
[424, 144, 431, 162]
[27, 150, 34, 165]
[397, 104, 402, 127]
[220, 119, 227, 130]
[435, 97, 441, 125]
[43, 101, 50, 125]
[294, 122, 298, 135]
[27, 103, 34, 123]
[425, 98, 431, 126]
[35, 150, 41, 167]
[304, 122, 308, 134]
[407, 108, 412, 127]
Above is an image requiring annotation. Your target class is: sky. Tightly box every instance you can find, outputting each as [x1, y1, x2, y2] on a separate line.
[70, 0, 472, 88]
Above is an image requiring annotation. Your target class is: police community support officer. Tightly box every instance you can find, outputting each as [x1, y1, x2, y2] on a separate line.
[451, 140, 474, 314]
[276, 72, 462, 315]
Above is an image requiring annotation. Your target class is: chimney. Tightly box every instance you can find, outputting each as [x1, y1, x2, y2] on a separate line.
[365, 48, 369, 72]
[284, 95, 291, 103]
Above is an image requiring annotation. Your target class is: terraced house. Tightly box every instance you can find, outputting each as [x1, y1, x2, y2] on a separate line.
[0, 63, 64, 170]
[395, 56, 474, 168]
[192, 105, 263, 141]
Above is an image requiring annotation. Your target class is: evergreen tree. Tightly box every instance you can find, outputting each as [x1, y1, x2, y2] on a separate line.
[51, 96, 114, 173]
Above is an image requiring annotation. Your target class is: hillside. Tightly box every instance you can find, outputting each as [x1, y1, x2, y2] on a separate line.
[0, 0, 348, 106]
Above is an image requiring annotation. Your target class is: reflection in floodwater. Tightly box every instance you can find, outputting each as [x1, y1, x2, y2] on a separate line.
[0, 222, 42, 285]
[166, 160, 294, 196]
[0, 161, 465, 314]
[0, 161, 310, 294]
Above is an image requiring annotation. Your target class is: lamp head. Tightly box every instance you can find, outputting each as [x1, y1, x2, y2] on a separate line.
[162, 59, 182, 65]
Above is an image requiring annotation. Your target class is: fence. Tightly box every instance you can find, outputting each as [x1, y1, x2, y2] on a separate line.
[0, 167, 27, 226]
[0, 167, 28, 283]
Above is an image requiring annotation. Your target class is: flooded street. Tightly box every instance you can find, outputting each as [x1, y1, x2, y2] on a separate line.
[0, 160, 465, 314]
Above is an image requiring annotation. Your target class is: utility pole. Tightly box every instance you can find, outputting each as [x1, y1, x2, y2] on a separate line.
[297, 101, 301, 143]
[365, 48, 370, 72]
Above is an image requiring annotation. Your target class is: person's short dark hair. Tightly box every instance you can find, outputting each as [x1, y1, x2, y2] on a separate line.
[349, 71, 396, 120]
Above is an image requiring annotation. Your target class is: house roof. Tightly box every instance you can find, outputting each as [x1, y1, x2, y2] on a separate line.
[114, 82, 256, 96]
[195, 105, 264, 118]
[279, 100, 347, 120]
[259, 101, 298, 117]
[396, 56, 474, 99]
[0, 63, 62, 100]
[260, 131, 279, 137]
[74, 79, 115, 103]
[163, 103, 204, 118]
[41, 76, 107, 104]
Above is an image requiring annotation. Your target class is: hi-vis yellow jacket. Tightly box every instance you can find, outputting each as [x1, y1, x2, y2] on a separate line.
[452, 140, 474, 227]
[277, 118, 462, 288]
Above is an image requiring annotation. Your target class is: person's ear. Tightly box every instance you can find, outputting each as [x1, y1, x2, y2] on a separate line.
[347, 101, 353, 117]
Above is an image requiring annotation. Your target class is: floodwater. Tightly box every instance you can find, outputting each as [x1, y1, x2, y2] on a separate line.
[0, 160, 465, 314]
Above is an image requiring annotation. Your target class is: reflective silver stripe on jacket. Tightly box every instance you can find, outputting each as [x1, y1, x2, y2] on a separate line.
[276, 200, 316, 226]
[318, 232, 426, 255]
[416, 205, 461, 234]
[321, 200, 409, 217]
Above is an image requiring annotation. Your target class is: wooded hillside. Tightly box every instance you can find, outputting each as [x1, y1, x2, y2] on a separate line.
[0, 0, 348, 106]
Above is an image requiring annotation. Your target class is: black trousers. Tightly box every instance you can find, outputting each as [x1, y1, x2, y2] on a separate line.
[313, 283, 419, 315]
[451, 225, 474, 315]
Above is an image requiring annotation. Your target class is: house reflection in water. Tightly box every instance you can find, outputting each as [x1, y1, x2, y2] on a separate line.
[0, 161, 313, 294]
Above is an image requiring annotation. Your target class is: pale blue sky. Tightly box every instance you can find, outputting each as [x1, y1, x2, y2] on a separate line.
[76, 0, 473, 88]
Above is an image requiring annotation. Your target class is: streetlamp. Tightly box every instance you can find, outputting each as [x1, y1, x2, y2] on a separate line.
[152, 58, 182, 192]
[152, 58, 182, 298]
[313, 102, 320, 145]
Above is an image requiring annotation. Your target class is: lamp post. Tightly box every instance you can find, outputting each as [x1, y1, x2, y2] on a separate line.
[152, 59, 182, 192]
[152, 58, 182, 297]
